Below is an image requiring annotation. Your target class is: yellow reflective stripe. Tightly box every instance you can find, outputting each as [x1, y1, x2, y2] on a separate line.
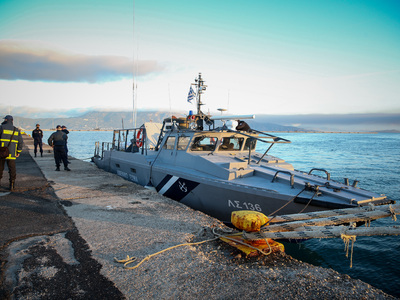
[0, 139, 19, 143]
[2, 130, 19, 135]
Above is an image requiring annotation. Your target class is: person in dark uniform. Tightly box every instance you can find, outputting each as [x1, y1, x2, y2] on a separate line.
[236, 120, 252, 132]
[0, 115, 24, 191]
[48, 125, 70, 171]
[61, 125, 70, 163]
[32, 123, 43, 157]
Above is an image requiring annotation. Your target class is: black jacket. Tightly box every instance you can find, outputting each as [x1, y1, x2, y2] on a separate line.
[0, 121, 24, 159]
[32, 128, 43, 141]
[48, 130, 68, 146]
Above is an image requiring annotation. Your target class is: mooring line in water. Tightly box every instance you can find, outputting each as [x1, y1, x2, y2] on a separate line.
[267, 187, 306, 219]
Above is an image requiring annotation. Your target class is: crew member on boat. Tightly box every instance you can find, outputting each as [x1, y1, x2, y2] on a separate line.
[236, 120, 251, 132]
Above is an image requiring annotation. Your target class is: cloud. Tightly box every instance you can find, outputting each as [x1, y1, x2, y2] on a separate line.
[0, 40, 164, 83]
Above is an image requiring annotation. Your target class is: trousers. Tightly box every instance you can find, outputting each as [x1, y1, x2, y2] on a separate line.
[0, 159, 16, 182]
[34, 139, 43, 154]
[53, 145, 68, 167]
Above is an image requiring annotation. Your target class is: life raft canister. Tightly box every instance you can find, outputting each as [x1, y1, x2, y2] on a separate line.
[231, 210, 269, 232]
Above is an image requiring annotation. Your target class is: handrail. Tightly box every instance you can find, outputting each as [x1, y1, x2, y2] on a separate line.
[102, 142, 112, 159]
[272, 170, 295, 188]
[250, 128, 291, 143]
[308, 168, 331, 180]
[227, 129, 291, 145]
[93, 141, 112, 159]
[226, 129, 291, 165]
[111, 127, 147, 154]
[94, 141, 99, 157]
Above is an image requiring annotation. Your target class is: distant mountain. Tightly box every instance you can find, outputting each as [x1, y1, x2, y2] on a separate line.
[12, 111, 179, 131]
[253, 113, 400, 132]
[242, 120, 314, 132]
[12, 110, 308, 132]
[12, 110, 399, 133]
[376, 129, 400, 133]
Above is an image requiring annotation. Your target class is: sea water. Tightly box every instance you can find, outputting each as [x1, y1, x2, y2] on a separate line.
[41, 130, 400, 297]
[258, 133, 400, 298]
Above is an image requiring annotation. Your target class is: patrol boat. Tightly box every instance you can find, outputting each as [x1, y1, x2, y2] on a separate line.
[93, 73, 393, 224]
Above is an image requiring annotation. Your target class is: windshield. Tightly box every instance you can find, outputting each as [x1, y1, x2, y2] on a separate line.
[190, 136, 218, 151]
[218, 137, 244, 151]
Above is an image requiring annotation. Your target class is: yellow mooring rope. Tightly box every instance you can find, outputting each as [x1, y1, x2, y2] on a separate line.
[114, 237, 219, 270]
[114, 229, 274, 270]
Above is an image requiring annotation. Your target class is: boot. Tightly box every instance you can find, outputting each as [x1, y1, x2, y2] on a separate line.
[9, 180, 15, 191]
[55, 166, 60, 171]
[41, 152, 43, 157]
[34, 152, 37, 157]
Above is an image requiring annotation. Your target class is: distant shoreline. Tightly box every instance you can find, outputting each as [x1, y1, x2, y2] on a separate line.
[268, 131, 379, 134]
[34, 129, 400, 134]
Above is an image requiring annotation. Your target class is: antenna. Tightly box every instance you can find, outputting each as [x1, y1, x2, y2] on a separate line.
[192, 73, 207, 116]
[217, 108, 227, 115]
[132, 0, 137, 128]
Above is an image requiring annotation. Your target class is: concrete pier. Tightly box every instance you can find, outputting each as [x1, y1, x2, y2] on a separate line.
[0, 135, 395, 299]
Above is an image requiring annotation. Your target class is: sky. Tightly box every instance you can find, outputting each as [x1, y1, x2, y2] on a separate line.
[1, 0, 400, 125]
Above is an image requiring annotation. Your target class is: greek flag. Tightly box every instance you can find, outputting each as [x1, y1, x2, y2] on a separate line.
[187, 86, 196, 103]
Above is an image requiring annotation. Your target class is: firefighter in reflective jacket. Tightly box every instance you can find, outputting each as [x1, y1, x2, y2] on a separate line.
[0, 115, 23, 191]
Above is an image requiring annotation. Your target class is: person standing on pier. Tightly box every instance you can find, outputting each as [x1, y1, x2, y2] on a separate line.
[0, 115, 23, 191]
[48, 125, 70, 171]
[61, 125, 70, 164]
[32, 123, 43, 157]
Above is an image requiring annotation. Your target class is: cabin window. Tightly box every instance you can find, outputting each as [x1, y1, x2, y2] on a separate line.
[163, 136, 176, 150]
[190, 136, 218, 151]
[218, 137, 244, 151]
[243, 138, 257, 151]
[177, 136, 191, 150]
